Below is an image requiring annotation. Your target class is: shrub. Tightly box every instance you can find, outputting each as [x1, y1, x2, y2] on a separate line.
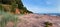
[44, 22, 53, 27]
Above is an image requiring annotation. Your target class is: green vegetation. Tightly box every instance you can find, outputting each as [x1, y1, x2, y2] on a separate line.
[44, 22, 53, 27]
[0, 0, 33, 14]
[0, 1, 18, 27]
[11, 0, 17, 13]
[0, 0, 33, 27]
[0, 11, 18, 27]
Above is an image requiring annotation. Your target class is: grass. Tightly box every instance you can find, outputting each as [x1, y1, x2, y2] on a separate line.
[0, 3, 19, 27]
[0, 11, 18, 27]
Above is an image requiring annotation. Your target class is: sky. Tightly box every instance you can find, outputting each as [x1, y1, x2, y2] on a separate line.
[22, 0, 60, 13]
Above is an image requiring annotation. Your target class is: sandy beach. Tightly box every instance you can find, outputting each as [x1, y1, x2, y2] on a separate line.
[6, 14, 60, 27]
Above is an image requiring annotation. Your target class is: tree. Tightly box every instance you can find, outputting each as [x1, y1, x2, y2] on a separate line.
[16, 0, 24, 9]
[10, 0, 17, 13]
[2, 0, 11, 5]
[0, 0, 33, 14]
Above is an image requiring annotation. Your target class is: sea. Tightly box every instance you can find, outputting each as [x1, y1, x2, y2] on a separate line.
[34, 13, 60, 16]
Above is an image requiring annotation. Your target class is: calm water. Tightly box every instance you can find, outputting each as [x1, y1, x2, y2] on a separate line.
[34, 13, 60, 16]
